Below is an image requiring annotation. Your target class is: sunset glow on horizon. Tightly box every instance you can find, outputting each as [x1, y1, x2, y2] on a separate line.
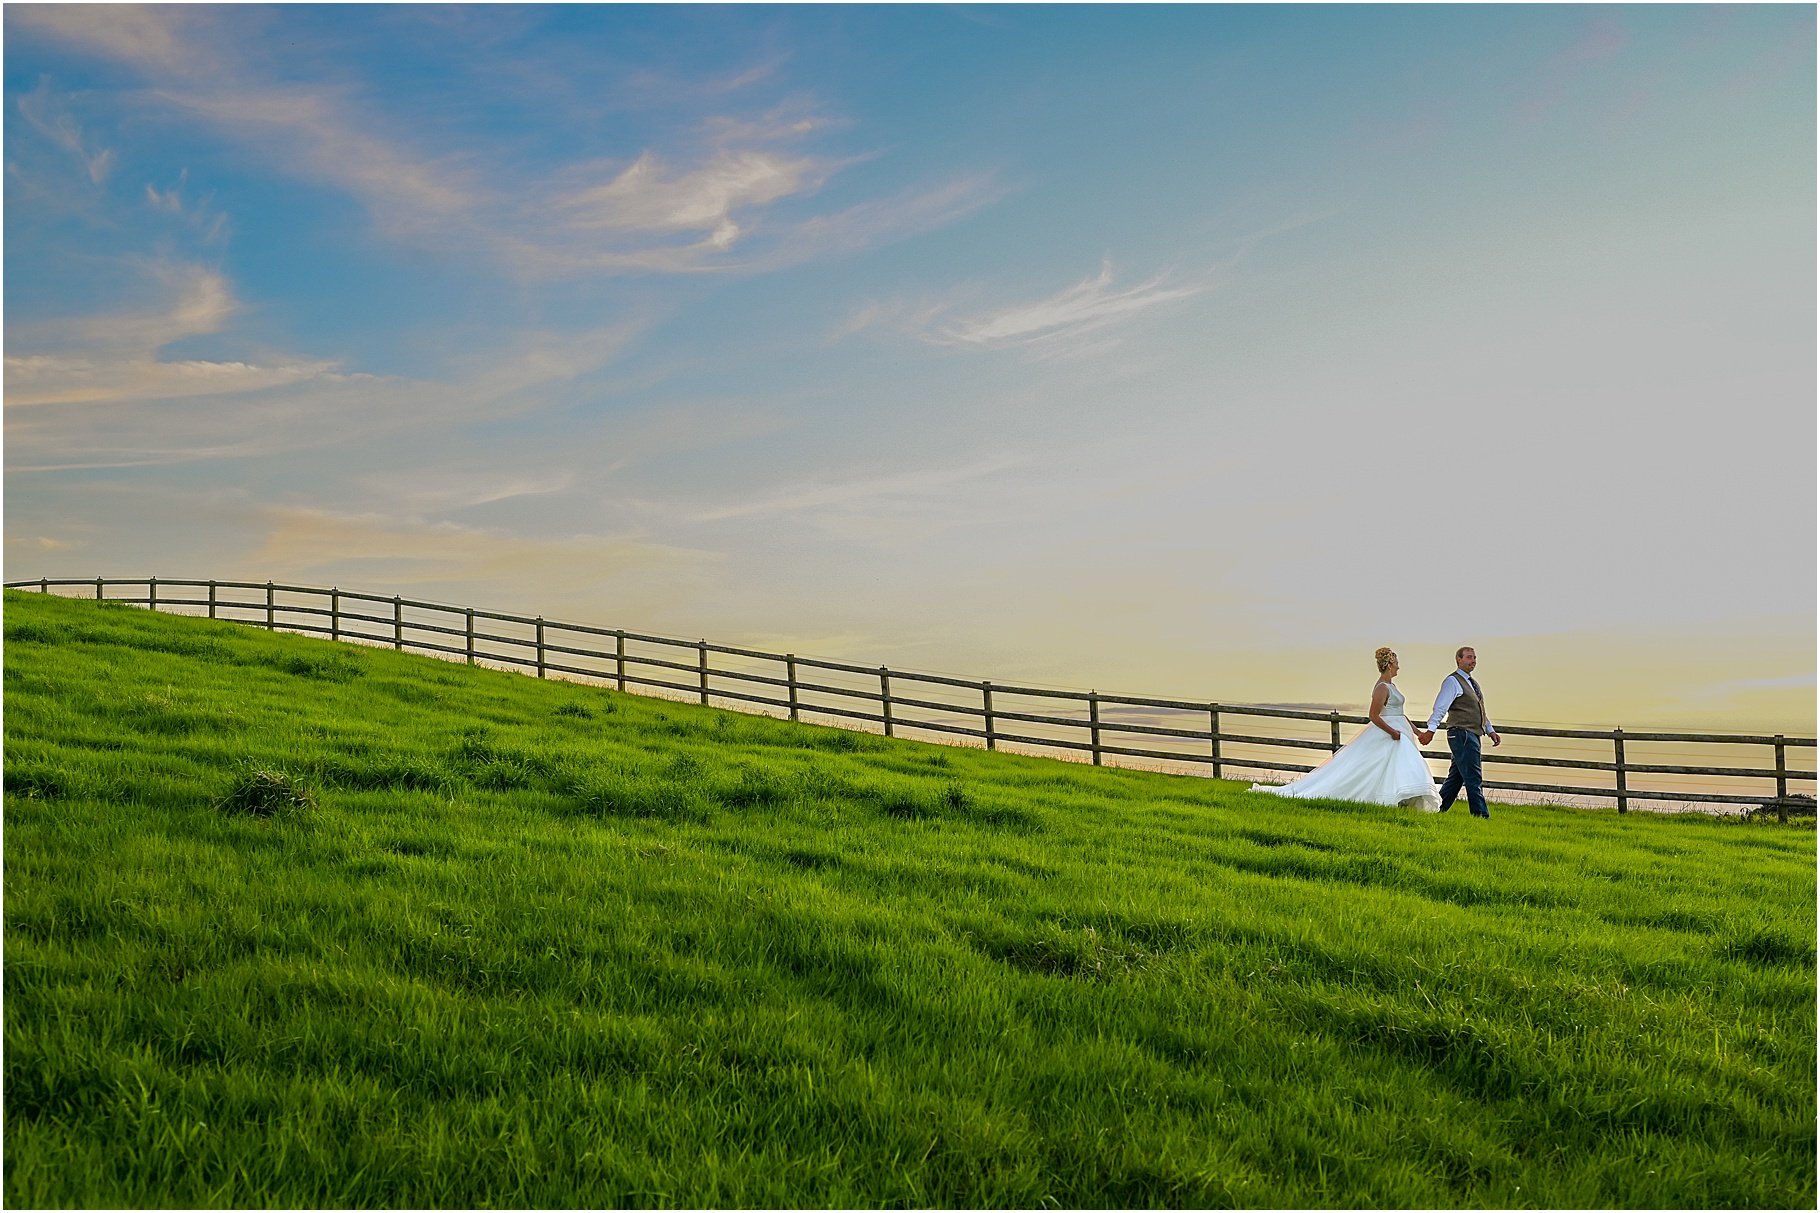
[5, 4, 1813, 734]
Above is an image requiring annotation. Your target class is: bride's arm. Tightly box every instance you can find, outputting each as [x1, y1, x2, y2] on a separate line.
[1367, 682, 1401, 740]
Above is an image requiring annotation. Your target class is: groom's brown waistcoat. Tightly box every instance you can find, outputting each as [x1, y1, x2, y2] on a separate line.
[1443, 674, 1490, 734]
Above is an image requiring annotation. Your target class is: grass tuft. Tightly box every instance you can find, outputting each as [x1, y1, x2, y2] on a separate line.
[4, 766, 73, 801]
[266, 651, 364, 682]
[215, 766, 317, 818]
[311, 755, 456, 795]
[720, 766, 790, 808]
[1718, 927, 1815, 969]
[879, 790, 930, 819]
[567, 768, 714, 822]
[4, 621, 66, 644]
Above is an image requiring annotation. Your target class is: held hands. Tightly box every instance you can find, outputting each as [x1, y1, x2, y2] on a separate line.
[1416, 729, 1435, 746]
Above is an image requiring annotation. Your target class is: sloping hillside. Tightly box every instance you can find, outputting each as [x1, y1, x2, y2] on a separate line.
[4, 590, 1814, 1207]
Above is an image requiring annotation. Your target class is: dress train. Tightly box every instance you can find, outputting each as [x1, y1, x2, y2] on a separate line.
[1249, 683, 1440, 812]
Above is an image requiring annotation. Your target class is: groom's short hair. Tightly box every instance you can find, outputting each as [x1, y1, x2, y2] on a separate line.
[1455, 646, 1475, 660]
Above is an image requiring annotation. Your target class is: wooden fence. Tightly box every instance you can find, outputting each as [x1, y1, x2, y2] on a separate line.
[9, 577, 1815, 820]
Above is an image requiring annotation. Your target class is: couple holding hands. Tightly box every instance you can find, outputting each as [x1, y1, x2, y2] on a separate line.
[1252, 646, 1499, 818]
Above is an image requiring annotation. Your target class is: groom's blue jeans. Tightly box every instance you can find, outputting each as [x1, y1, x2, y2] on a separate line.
[1439, 728, 1490, 818]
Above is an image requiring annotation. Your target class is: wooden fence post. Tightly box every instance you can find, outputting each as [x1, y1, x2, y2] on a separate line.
[1209, 706, 1222, 779]
[1776, 736, 1788, 823]
[265, 582, 274, 630]
[39, 576, 47, 595]
[983, 681, 997, 751]
[465, 609, 476, 664]
[393, 597, 403, 650]
[330, 588, 340, 641]
[536, 617, 546, 678]
[1614, 728, 1628, 814]
[698, 641, 709, 705]
[208, 581, 218, 619]
[786, 655, 799, 721]
[615, 631, 626, 692]
[148, 576, 158, 612]
[96, 577, 104, 601]
[1089, 693, 1103, 766]
[1330, 711, 1342, 753]
[880, 668, 894, 738]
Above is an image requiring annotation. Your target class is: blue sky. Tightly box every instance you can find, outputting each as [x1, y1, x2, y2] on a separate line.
[5, 3, 1814, 729]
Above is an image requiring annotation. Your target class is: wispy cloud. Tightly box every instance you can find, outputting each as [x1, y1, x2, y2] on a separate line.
[14, 259, 234, 354]
[844, 258, 1204, 354]
[556, 149, 827, 246]
[445, 321, 654, 401]
[700, 98, 830, 144]
[15, 3, 200, 75]
[5, 353, 346, 409]
[356, 468, 579, 518]
[16, 77, 116, 183]
[144, 170, 231, 242]
[6, 449, 273, 474]
[493, 170, 1002, 277]
[5, 308, 646, 472]
[617, 55, 793, 109]
[938, 261, 1202, 347]
[2, 259, 348, 409]
[156, 84, 481, 243]
[782, 173, 1006, 263]
[692, 453, 1029, 523]
[4, 535, 81, 555]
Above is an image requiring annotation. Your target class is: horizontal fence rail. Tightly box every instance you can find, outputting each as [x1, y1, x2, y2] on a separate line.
[9, 577, 1816, 820]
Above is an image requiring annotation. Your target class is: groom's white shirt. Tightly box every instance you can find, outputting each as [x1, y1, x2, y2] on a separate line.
[1426, 669, 1497, 733]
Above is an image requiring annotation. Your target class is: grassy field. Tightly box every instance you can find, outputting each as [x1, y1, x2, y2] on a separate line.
[4, 589, 1814, 1208]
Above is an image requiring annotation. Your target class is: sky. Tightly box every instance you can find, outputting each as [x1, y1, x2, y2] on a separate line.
[4, 3, 1814, 732]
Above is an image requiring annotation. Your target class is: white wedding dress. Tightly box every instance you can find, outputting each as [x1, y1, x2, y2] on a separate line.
[1250, 682, 1441, 812]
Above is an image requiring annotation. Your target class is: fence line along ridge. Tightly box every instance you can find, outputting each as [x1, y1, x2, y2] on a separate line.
[10, 577, 1815, 820]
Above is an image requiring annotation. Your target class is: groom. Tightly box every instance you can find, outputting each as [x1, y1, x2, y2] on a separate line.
[1420, 646, 1501, 818]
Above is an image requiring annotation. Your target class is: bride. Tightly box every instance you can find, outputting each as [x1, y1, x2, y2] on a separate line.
[1250, 647, 1442, 812]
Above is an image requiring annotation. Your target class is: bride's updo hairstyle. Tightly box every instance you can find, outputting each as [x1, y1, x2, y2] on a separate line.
[1374, 646, 1396, 673]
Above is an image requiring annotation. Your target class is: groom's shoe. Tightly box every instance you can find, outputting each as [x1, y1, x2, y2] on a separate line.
[1471, 810, 1490, 819]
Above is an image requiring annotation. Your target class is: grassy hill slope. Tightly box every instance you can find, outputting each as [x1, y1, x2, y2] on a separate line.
[4, 590, 1814, 1208]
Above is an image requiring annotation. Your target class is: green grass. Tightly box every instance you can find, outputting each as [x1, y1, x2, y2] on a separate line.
[4, 589, 1814, 1208]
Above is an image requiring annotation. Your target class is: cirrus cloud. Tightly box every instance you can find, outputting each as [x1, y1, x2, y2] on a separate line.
[16, 77, 116, 183]
[843, 258, 1205, 355]
[555, 148, 828, 251]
